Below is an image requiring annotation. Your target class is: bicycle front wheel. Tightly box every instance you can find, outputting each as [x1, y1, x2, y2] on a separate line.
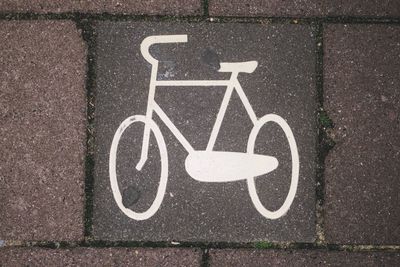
[109, 115, 168, 221]
[246, 114, 299, 219]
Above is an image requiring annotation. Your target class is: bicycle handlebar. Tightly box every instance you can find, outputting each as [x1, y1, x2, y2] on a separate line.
[140, 35, 188, 65]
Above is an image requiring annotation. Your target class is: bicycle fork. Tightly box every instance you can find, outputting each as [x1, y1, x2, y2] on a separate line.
[136, 61, 158, 171]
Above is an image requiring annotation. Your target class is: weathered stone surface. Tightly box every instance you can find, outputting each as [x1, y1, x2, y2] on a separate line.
[324, 1, 400, 17]
[208, 249, 400, 266]
[324, 24, 400, 244]
[0, 0, 202, 15]
[209, 0, 400, 17]
[0, 247, 201, 266]
[93, 21, 317, 242]
[0, 21, 87, 241]
[209, 0, 323, 17]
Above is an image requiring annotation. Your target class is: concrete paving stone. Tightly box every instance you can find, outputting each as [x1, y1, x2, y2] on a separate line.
[93, 21, 317, 242]
[0, 21, 87, 241]
[0, 0, 202, 15]
[324, 1, 400, 17]
[208, 249, 400, 266]
[0, 247, 201, 266]
[324, 24, 400, 244]
[209, 0, 400, 17]
[209, 0, 323, 17]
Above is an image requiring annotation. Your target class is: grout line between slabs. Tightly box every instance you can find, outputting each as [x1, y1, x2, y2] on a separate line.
[0, 12, 399, 24]
[314, 22, 327, 245]
[2, 240, 400, 252]
[314, 21, 336, 246]
[201, 248, 210, 267]
[203, 0, 209, 17]
[74, 18, 97, 240]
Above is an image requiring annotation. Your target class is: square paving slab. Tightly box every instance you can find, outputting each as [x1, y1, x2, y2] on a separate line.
[0, 20, 86, 241]
[208, 249, 400, 266]
[93, 21, 317, 242]
[209, 0, 400, 17]
[324, 24, 400, 245]
[0, 247, 201, 266]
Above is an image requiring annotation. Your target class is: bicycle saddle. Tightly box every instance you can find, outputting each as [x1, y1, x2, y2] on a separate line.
[218, 61, 258, 73]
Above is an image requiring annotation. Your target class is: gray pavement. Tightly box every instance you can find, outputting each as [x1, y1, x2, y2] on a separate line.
[92, 21, 317, 242]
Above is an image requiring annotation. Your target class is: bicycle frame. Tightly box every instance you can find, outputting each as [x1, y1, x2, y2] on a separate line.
[136, 61, 259, 171]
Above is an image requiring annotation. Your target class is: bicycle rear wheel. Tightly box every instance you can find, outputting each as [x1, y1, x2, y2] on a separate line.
[109, 115, 168, 220]
[246, 114, 299, 219]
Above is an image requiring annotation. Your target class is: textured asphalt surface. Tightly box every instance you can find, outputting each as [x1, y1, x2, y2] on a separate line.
[93, 21, 317, 242]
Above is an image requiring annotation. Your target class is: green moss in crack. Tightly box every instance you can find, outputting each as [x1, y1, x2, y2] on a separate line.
[254, 241, 274, 249]
[319, 110, 333, 129]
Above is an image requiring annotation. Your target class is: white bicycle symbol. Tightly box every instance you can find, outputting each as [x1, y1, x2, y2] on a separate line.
[110, 35, 300, 221]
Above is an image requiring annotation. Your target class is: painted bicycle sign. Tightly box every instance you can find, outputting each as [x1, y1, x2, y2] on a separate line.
[109, 35, 300, 221]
